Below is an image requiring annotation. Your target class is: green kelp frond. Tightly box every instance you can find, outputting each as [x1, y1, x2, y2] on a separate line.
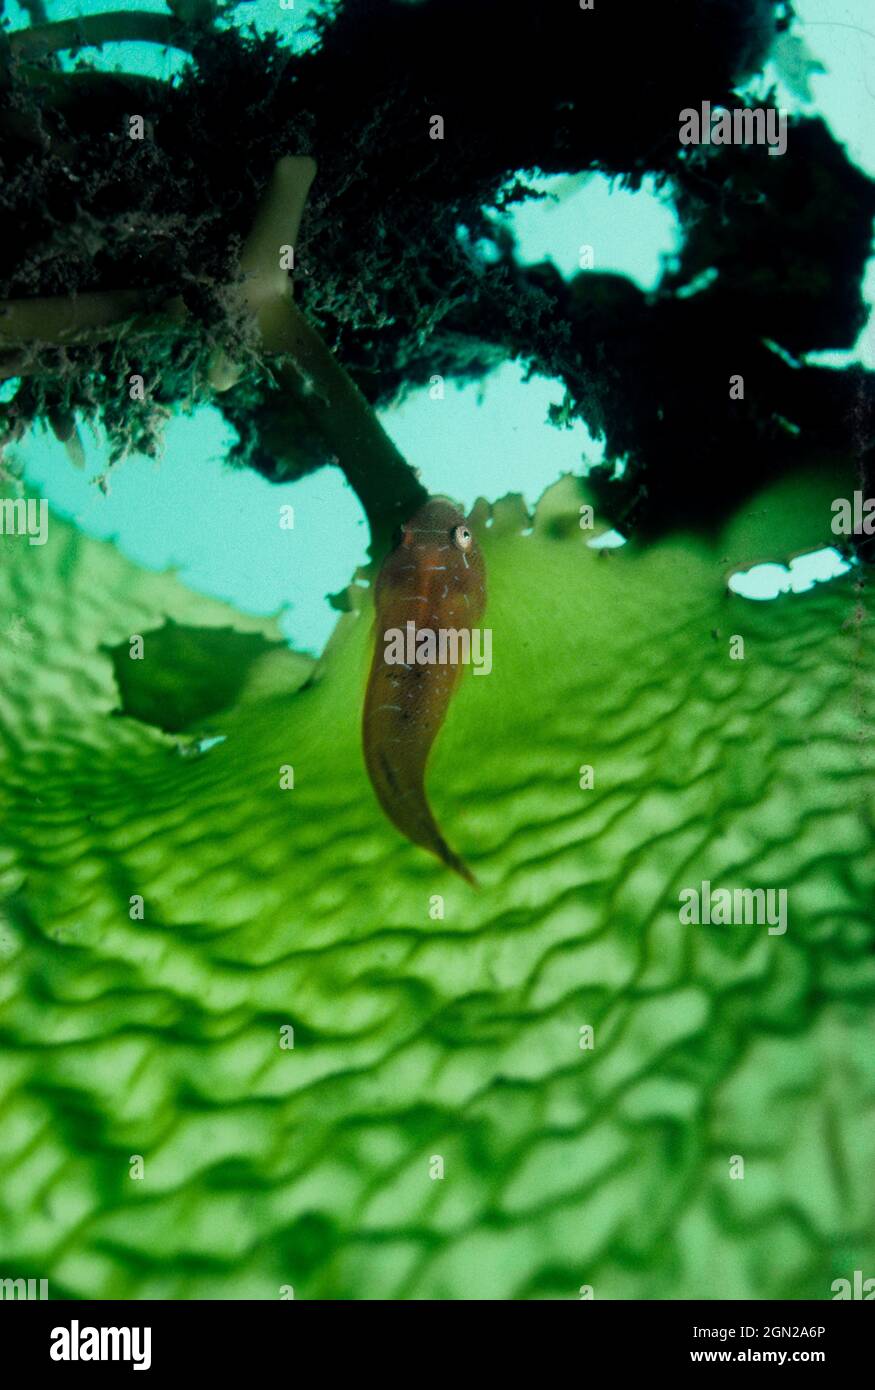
[0, 473, 872, 1299]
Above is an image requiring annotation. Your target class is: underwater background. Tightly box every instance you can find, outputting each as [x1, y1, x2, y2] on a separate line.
[0, 0, 873, 1299]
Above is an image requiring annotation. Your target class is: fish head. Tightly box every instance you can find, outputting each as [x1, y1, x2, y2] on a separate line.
[380, 496, 486, 623]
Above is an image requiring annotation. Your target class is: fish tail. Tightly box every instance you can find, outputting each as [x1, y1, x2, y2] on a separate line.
[433, 835, 479, 888]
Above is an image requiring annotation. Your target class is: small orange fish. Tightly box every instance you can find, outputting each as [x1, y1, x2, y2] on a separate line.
[363, 497, 486, 884]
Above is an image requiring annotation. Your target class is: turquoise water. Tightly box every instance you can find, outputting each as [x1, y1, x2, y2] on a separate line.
[8, 0, 875, 649]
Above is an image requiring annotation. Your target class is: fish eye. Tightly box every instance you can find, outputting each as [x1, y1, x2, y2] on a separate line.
[451, 524, 473, 551]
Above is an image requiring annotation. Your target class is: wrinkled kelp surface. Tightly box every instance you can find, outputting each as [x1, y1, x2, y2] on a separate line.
[0, 477, 872, 1299]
